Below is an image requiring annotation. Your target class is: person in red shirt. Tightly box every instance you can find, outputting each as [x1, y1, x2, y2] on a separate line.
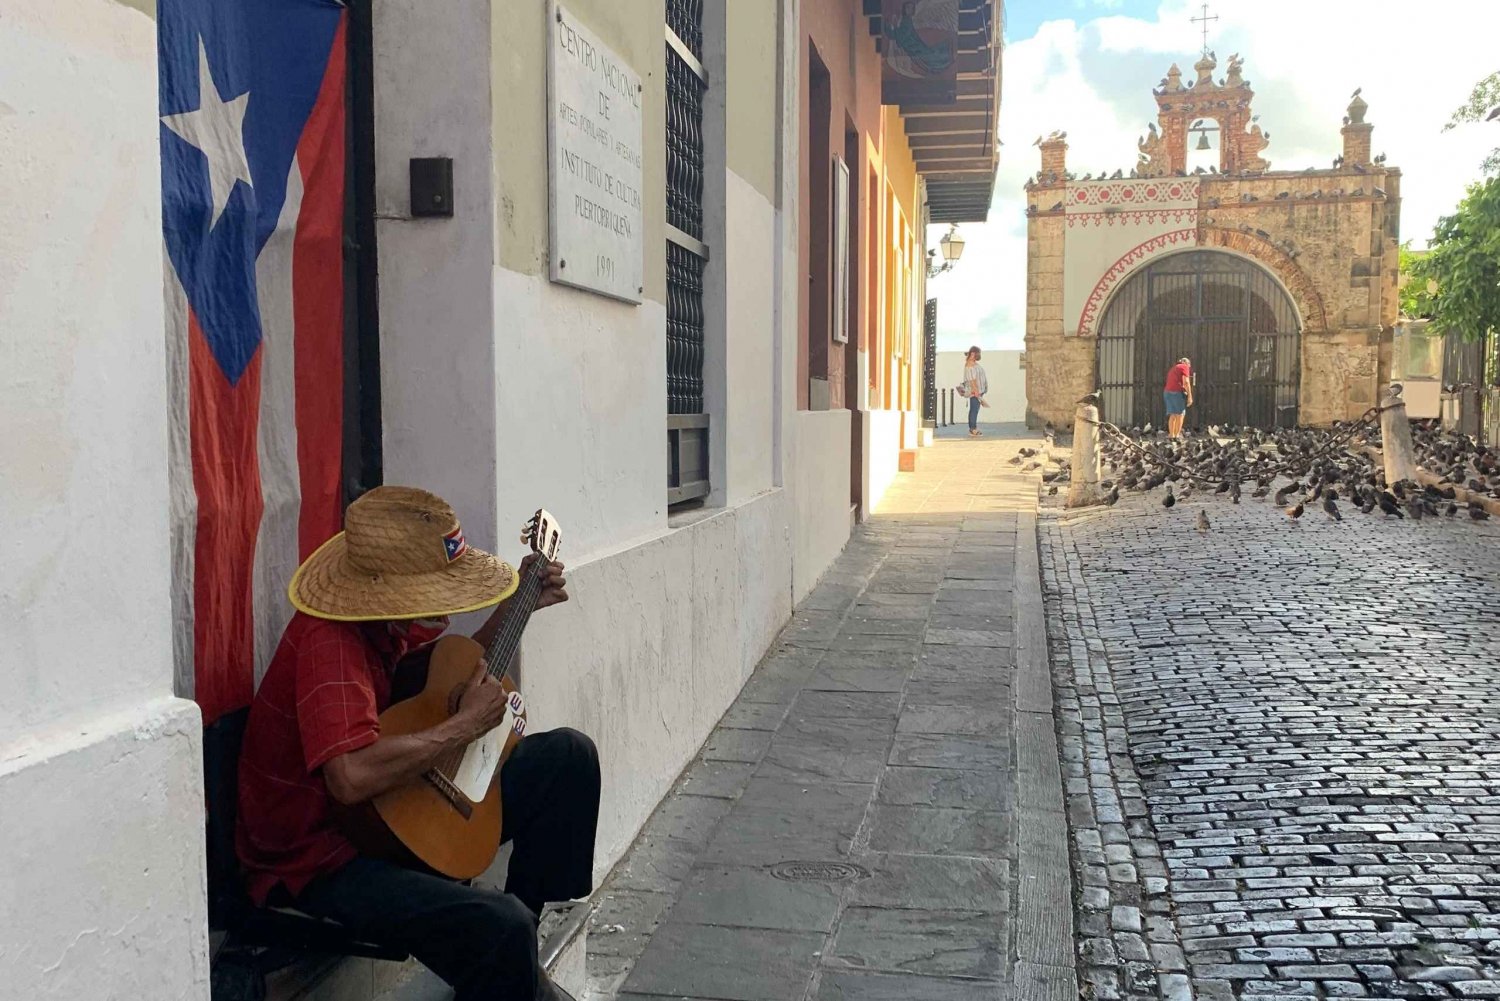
[237, 486, 596, 1001]
[1163, 356, 1194, 438]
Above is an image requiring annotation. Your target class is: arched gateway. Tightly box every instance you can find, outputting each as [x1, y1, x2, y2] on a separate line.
[1095, 250, 1301, 429]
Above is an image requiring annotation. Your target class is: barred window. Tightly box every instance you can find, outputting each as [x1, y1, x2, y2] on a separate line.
[665, 1, 709, 504]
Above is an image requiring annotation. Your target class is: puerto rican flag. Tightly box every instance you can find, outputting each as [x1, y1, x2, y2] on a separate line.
[160, 0, 347, 724]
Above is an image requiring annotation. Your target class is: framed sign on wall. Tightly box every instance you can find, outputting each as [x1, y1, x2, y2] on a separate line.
[547, 2, 644, 303]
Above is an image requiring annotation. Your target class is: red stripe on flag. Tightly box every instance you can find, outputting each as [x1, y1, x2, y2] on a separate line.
[292, 15, 348, 559]
[189, 310, 263, 724]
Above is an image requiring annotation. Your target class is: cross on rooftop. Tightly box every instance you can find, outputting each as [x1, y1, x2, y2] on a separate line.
[1191, 2, 1219, 57]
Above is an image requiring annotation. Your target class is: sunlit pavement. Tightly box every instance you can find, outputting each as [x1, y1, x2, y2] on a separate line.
[586, 428, 1076, 1000]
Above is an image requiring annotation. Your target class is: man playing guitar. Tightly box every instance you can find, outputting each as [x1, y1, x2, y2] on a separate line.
[237, 486, 598, 1001]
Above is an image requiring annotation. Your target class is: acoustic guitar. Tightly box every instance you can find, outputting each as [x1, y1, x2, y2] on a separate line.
[348, 509, 562, 879]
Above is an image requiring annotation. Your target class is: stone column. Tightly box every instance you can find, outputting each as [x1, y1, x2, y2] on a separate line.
[1379, 385, 1419, 485]
[1039, 136, 1068, 181]
[1342, 92, 1373, 166]
[1066, 403, 1104, 507]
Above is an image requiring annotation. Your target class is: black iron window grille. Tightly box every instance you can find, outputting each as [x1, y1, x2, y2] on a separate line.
[666, 4, 709, 505]
[666, 0, 703, 61]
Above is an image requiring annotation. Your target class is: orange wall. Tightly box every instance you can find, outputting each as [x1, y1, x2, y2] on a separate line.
[799, 5, 926, 415]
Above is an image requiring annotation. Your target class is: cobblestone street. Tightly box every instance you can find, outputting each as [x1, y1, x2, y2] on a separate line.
[1043, 488, 1500, 1001]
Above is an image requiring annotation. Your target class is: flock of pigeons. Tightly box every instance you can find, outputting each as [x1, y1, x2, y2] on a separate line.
[1028, 418, 1499, 528]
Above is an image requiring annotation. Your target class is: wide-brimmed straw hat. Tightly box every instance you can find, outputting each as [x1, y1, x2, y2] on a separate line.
[289, 486, 518, 622]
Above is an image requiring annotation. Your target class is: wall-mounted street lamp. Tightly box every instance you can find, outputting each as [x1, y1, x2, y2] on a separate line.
[927, 224, 966, 278]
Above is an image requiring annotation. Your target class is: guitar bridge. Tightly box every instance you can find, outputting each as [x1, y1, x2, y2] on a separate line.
[422, 769, 474, 820]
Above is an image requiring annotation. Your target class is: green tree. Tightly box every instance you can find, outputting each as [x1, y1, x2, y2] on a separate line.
[1409, 176, 1500, 342]
[1443, 71, 1500, 175]
[1397, 243, 1434, 319]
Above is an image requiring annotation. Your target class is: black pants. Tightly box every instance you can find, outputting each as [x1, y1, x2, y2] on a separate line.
[295, 728, 600, 1001]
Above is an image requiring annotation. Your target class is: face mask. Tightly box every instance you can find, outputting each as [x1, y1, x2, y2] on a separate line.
[388, 616, 450, 653]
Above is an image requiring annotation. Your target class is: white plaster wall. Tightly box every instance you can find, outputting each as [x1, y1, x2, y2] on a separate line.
[373, 0, 502, 556]
[489, 269, 668, 564]
[1, 0, 175, 734]
[2, 700, 207, 1001]
[791, 410, 853, 602]
[0, 2, 208, 997]
[722, 169, 778, 505]
[512, 490, 792, 881]
[937, 350, 1027, 423]
[864, 409, 904, 512]
[1063, 178, 1200, 338]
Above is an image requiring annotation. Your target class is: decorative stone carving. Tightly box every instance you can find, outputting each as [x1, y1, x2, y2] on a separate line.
[1242, 123, 1271, 173]
[1138, 122, 1169, 178]
[1193, 52, 1216, 86]
[1347, 89, 1368, 125]
[1225, 53, 1245, 87]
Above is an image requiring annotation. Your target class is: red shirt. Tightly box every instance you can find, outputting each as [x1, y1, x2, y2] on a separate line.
[1165, 362, 1192, 393]
[235, 612, 447, 904]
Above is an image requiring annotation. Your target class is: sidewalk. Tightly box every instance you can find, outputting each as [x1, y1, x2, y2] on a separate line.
[588, 427, 1076, 1001]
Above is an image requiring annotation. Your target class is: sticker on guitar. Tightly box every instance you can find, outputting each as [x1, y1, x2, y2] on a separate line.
[452, 693, 525, 801]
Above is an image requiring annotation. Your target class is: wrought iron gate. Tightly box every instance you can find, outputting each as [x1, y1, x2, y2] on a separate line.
[1096, 250, 1301, 429]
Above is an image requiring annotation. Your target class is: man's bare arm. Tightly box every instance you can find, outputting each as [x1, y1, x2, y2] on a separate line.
[322, 670, 510, 806]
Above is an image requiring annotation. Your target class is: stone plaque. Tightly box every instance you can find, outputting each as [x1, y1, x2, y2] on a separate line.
[548, 2, 644, 303]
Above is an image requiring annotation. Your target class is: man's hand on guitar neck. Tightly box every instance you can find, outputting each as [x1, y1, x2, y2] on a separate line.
[471, 555, 568, 650]
[530, 554, 569, 610]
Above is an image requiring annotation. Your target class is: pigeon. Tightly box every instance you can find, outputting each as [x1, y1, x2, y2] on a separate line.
[1470, 503, 1490, 521]
[1163, 487, 1177, 509]
[1377, 491, 1404, 518]
[1077, 391, 1102, 407]
[1105, 486, 1120, 506]
[1196, 509, 1211, 532]
[1284, 501, 1305, 523]
[1322, 496, 1342, 522]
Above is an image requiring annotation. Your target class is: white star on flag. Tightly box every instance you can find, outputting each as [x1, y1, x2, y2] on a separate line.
[161, 38, 253, 230]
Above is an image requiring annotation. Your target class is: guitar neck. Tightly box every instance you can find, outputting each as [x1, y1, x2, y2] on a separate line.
[481, 563, 546, 683]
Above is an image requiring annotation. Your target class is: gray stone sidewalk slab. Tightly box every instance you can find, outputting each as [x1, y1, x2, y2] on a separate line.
[586, 435, 1076, 1001]
[826, 906, 1008, 979]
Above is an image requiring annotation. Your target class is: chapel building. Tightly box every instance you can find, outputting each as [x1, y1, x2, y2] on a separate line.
[1024, 52, 1401, 430]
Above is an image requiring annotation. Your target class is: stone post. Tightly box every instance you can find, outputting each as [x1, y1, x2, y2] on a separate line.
[1066, 403, 1103, 508]
[1038, 136, 1068, 182]
[1379, 384, 1419, 486]
[1342, 92, 1373, 166]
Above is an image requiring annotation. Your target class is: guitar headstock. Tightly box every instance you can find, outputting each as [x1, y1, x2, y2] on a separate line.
[519, 508, 562, 562]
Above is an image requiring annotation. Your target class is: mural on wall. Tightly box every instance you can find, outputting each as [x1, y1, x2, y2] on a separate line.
[881, 0, 959, 105]
[1063, 179, 1201, 337]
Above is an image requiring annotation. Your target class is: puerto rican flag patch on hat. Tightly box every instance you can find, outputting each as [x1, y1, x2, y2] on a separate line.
[442, 525, 469, 562]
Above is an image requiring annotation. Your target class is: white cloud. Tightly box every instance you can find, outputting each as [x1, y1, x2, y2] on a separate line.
[930, 0, 1500, 352]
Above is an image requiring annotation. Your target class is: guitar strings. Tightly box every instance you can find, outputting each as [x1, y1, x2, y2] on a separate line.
[432, 562, 548, 782]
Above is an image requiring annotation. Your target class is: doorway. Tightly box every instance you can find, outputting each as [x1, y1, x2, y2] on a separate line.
[1096, 250, 1300, 429]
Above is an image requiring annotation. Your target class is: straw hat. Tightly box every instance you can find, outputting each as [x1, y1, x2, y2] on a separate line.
[289, 486, 518, 622]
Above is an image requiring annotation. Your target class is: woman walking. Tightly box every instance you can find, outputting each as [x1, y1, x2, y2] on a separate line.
[962, 346, 989, 437]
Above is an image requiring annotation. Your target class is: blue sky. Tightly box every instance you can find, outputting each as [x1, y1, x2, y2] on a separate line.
[930, 0, 1500, 352]
[1004, 0, 1161, 43]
